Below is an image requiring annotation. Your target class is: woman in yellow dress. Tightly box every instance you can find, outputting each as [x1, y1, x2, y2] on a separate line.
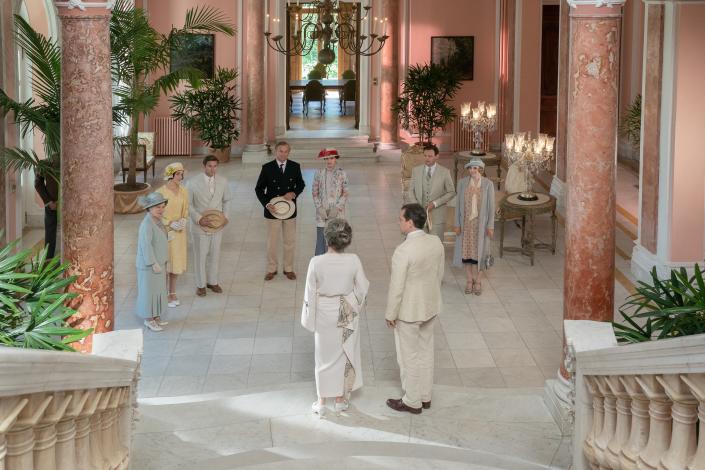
[156, 163, 189, 308]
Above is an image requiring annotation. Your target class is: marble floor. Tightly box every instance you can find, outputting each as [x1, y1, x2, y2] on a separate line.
[115, 155, 624, 398]
[113, 154, 629, 468]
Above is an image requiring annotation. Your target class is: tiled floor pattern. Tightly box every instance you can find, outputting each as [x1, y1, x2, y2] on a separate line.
[113, 155, 631, 399]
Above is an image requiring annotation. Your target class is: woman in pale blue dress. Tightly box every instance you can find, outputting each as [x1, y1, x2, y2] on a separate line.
[135, 192, 169, 332]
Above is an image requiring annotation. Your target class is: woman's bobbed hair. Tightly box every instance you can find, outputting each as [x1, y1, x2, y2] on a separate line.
[324, 218, 352, 252]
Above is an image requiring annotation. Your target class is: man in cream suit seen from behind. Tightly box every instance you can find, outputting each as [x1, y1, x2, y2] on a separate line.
[187, 155, 232, 297]
[407, 143, 456, 240]
[385, 203, 445, 414]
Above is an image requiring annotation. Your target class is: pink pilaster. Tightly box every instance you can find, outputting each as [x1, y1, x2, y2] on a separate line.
[498, 0, 516, 140]
[379, 0, 399, 148]
[56, 3, 115, 352]
[563, 3, 623, 327]
[639, 4, 664, 255]
[554, 0, 569, 181]
[245, 0, 265, 149]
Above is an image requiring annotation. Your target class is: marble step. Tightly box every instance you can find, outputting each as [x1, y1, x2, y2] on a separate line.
[132, 383, 570, 470]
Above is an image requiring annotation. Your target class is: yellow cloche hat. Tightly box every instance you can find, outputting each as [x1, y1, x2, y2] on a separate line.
[164, 162, 185, 180]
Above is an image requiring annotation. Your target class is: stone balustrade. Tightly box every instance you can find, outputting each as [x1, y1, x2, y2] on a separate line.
[0, 330, 142, 470]
[571, 330, 705, 470]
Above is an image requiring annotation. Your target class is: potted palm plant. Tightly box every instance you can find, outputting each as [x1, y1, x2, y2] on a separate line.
[393, 63, 461, 145]
[111, 0, 234, 213]
[170, 67, 241, 163]
[0, 16, 75, 183]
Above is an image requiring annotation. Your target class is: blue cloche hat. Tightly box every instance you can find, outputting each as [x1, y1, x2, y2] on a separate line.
[138, 192, 168, 210]
[464, 158, 486, 169]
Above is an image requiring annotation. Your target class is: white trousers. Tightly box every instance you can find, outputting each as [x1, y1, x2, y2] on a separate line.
[394, 316, 436, 409]
[192, 230, 223, 288]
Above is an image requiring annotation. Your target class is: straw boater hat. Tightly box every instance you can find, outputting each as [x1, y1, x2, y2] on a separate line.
[163, 162, 185, 180]
[138, 192, 169, 210]
[464, 158, 486, 169]
[268, 196, 296, 220]
[200, 209, 229, 234]
[317, 148, 340, 159]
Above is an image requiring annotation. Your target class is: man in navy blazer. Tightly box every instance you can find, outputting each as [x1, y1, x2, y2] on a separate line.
[255, 141, 305, 280]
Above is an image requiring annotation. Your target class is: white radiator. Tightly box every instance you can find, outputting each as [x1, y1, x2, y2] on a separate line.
[154, 117, 192, 156]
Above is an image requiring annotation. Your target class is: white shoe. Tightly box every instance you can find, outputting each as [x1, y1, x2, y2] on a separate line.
[144, 320, 163, 332]
[155, 317, 169, 326]
[334, 400, 349, 413]
[311, 401, 326, 417]
[168, 300, 179, 308]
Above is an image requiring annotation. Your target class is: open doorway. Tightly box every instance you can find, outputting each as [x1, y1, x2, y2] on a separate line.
[539, 4, 559, 136]
[285, 2, 360, 133]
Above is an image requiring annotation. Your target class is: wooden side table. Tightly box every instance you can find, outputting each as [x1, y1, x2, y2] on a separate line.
[498, 192, 557, 266]
[454, 151, 502, 189]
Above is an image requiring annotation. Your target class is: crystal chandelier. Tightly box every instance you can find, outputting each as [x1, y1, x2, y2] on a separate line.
[460, 101, 497, 156]
[264, 0, 389, 64]
[503, 132, 555, 201]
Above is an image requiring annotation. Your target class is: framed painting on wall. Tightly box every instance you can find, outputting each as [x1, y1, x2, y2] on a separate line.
[170, 34, 215, 79]
[431, 36, 474, 81]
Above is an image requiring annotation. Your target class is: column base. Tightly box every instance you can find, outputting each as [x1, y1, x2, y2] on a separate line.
[550, 175, 566, 215]
[242, 149, 269, 164]
[543, 376, 574, 436]
[630, 244, 700, 283]
[377, 142, 400, 150]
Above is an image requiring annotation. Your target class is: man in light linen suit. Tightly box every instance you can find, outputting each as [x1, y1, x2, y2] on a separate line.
[385, 203, 445, 414]
[187, 155, 232, 297]
[407, 144, 455, 240]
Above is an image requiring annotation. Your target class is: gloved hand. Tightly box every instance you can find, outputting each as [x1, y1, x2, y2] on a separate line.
[179, 218, 188, 229]
[152, 263, 162, 274]
[169, 221, 182, 231]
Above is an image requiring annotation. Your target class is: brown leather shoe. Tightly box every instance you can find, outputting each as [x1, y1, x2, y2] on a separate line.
[283, 271, 297, 280]
[422, 401, 431, 409]
[206, 284, 223, 293]
[196, 287, 207, 297]
[386, 398, 422, 414]
[264, 271, 277, 281]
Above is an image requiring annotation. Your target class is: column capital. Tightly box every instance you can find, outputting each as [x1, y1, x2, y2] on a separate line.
[54, 0, 115, 11]
[566, 0, 626, 7]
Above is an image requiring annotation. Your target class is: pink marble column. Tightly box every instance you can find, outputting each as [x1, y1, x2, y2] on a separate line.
[639, 4, 664, 254]
[563, 3, 623, 327]
[379, 0, 399, 148]
[554, 0, 569, 182]
[56, 3, 115, 352]
[245, 0, 265, 150]
[498, 0, 516, 140]
[1, 3, 19, 244]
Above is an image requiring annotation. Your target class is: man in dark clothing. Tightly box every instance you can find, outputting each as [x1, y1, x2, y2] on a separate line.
[34, 161, 59, 258]
[254, 141, 305, 280]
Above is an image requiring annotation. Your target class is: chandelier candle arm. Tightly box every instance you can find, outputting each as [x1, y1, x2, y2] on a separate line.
[503, 131, 555, 201]
[460, 100, 498, 155]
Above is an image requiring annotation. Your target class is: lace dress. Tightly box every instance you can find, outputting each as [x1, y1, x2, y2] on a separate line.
[461, 178, 483, 263]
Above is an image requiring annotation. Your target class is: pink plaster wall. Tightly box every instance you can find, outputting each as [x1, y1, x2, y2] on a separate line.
[406, 0, 497, 146]
[670, 4, 705, 262]
[147, 0, 238, 147]
[518, 0, 541, 134]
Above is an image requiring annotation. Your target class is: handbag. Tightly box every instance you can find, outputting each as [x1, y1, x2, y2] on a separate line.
[482, 236, 494, 270]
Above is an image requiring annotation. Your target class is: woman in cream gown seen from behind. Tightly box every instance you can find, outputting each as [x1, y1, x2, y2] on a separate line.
[301, 218, 369, 417]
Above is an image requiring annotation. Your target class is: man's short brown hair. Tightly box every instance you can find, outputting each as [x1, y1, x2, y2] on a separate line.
[275, 141, 290, 151]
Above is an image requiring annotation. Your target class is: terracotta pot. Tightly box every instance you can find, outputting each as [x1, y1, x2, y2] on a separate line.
[113, 183, 151, 214]
[209, 146, 232, 163]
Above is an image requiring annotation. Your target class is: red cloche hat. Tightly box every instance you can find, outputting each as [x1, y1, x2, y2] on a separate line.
[317, 148, 340, 159]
